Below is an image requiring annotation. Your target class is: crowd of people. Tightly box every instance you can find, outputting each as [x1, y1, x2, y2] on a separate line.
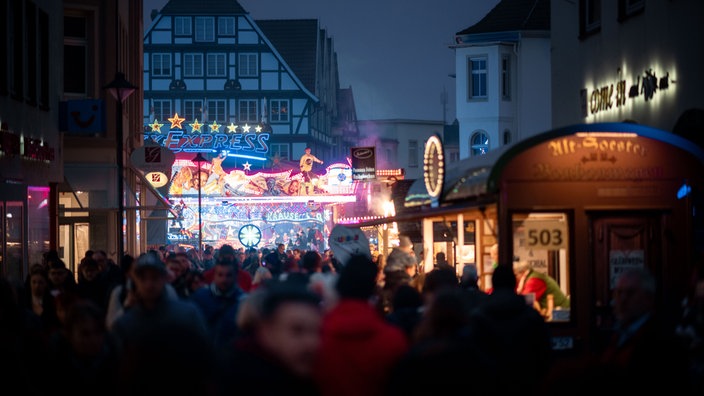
[1, 237, 703, 395]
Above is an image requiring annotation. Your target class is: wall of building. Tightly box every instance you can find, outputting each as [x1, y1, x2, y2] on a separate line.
[551, 0, 704, 131]
[358, 119, 444, 180]
[516, 35, 552, 139]
[454, 33, 551, 160]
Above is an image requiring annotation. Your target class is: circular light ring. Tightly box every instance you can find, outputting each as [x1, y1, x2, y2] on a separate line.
[423, 134, 445, 199]
[238, 224, 262, 248]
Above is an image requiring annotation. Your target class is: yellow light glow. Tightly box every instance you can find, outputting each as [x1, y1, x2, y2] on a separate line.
[575, 132, 638, 138]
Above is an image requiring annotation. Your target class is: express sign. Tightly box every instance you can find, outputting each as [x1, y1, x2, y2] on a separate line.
[144, 131, 270, 154]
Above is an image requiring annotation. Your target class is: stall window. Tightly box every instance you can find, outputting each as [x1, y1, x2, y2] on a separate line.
[512, 212, 571, 322]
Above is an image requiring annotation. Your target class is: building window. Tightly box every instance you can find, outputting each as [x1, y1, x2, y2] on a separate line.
[63, 14, 89, 96]
[206, 100, 226, 122]
[468, 56, 487, 100]
[501, 55, 511, 101]
[408, 140, 419, 168]
[238, 99, 258, 123]
[25, 2, 37, 105]
[184, 100, 204, 122]
[152, 100, 172, 122]
[270, 100, 289, 122]
[579, 0, 601, 38]
[270, 143, 290, 161]
[206, 53, 226, 77]
[618, 0, 645, 22]
[238, 53, 258, 77]
[183, 53, 203, 77]
[9, 0, 24, 99]
[174, 17, 191, 36]
[449, 151, 460, 163]
[503, 130, 512, 145]
[152, 53, 171, 77]
[195, 17, 214, 42]
[218, 16, 235, 36]
[470, 131, 489, 156]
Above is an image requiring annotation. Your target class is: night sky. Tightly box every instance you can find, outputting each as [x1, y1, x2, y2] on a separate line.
[143, 0, 500, 122]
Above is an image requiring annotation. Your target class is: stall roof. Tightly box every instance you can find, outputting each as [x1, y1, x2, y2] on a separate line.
[353, 122, 704, 229]
[404, 144, 510, 208]
[486, 122, 704, 191]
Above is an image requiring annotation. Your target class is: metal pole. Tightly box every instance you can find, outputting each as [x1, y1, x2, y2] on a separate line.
[197, 159, 203, 258]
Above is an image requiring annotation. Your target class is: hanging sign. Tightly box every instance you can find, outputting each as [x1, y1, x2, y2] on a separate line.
[351, 147, 376, 181]
[145, 171, 170, 188]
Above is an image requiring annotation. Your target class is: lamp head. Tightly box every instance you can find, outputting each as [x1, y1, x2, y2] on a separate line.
[103, 72, 137, 103]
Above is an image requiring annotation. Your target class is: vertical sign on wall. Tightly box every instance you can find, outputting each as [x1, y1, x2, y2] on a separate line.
[351, 146, 376, 181]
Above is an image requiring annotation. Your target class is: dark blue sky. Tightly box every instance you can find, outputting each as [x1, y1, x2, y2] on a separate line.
[144, 0, 500, 121]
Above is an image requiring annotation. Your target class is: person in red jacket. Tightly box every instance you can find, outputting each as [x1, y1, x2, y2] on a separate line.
[313, 254, 409, 396]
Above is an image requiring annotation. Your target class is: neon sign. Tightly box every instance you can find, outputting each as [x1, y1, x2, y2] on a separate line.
[144, 131, 270, 154]
[145, 113, 271, 154]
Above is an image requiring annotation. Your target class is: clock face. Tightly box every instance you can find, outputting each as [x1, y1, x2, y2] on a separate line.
[238, 224, 262, 248]
[423, 134, 444, 199]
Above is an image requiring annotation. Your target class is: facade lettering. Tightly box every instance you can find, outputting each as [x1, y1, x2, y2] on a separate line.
[533, 163, 663, 181]
[584, 67, 672, 116]
[548, 137, 646, 157]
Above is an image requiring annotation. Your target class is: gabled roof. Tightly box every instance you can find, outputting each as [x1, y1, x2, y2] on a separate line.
[457, 0, 549, 35]
[160, 0, 247, 15]
[256, 19, 318, 93]
[337, 87, 357, 120]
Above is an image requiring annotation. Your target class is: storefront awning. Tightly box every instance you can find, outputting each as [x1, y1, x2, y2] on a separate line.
[349, 195, 498, 229]
[405, 144, 509, 208]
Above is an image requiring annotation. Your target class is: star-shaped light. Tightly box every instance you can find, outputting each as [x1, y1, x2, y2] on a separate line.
[149, 119, 164, 132]
[209, 120, 221, 133]
[168, 113, 186, 129]
[242, 123, 251, 133]
[190, 118, 203, 133]
[255, 125, 262, 133]
[227, 123, 238, 133]
[243, 161, 252, 171]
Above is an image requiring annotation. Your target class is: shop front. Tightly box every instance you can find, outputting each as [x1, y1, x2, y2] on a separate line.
[353, 122, 704, 355]
[0, 125, 58, 286]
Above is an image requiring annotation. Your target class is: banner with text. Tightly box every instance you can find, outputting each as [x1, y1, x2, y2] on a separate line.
[351, 146, 376, 181]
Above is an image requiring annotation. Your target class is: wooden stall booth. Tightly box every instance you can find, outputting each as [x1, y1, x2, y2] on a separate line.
[492, 122, 704, 354]
[353, 123, 704, 356]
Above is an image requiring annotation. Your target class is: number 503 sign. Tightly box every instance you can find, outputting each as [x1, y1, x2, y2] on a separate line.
[525, 221, 568, 249]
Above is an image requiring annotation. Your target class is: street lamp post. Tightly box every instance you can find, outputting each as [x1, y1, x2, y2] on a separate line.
[192, 153, 207, 258]
[104, 72, 136, 261]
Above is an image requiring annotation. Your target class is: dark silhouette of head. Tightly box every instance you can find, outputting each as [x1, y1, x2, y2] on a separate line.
[336, 254, 379, 300]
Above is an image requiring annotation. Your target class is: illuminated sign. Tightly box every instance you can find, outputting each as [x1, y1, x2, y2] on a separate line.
[531, 134, 665, 181]
[146, 171, 169, 188]
[351, 147, 376, 180]
[144, 131, 270, 154]
[238, 224, 262, 248]
[581, 66, 674, 117]
[423, 134, 444, 206]
[145, 113, 271, 155]
[325, 163, 353, 187]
